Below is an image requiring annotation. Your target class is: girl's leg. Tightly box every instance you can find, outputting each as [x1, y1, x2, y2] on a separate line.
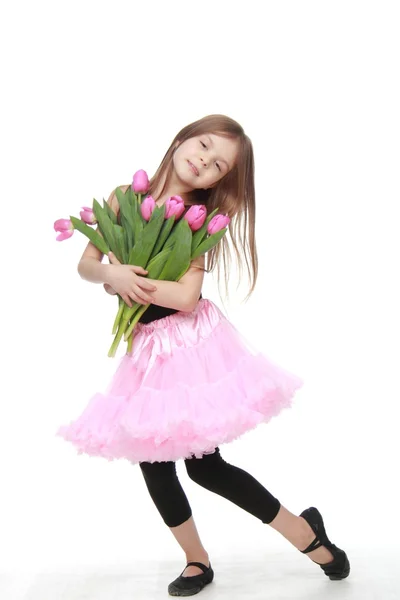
[168, 516, 210, 577]
[139, 460, 210, 577]
[185, 448, 334, 565]
[269, 506, 334, 564]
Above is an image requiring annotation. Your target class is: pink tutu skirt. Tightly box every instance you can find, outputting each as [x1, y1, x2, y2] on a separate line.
[56, 298, 303, 463]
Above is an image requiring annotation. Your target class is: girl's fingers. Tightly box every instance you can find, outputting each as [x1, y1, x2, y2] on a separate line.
[129, 263, 147, 271]
[138, 290, 154, 303]
[140, 280, 157, 291]
[131, 291, 152, 305]
[122, 294, 132, 308]
[103, 283, 117, 295]
[108, 252, 121, 265]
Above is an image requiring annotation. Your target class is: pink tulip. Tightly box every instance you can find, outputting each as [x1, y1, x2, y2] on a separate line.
[54, 218, 74, 241]
[132, 169, 149, 194]
[79, 206, 97, 224]
[165, 195, 186, 219]
[140, 195, 156, 221]
[183, 204, 207, 231]
[207, 214, 231, 235]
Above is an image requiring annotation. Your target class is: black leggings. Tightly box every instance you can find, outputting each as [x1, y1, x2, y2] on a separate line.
[139, 447, 281, 528]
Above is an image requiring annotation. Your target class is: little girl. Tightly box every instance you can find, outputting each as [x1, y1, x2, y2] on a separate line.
[57, 114, 350, 596]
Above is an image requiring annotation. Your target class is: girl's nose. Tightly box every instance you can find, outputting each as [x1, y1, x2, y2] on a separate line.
[200, 157, 207, 167]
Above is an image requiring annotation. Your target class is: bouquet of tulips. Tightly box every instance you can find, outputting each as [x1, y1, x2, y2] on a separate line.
[54, 170, 230, 357]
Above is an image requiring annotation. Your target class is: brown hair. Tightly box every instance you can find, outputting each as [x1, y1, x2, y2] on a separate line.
[149, 114, 258, 303]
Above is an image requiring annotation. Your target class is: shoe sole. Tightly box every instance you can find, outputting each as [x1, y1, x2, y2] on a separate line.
[168, 586, 205, 597]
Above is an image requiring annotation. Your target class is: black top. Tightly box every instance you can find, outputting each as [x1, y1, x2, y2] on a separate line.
[138, 293, 203, 324]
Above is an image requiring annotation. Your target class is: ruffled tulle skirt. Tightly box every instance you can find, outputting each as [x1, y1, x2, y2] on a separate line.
[56, 298, 303, 463]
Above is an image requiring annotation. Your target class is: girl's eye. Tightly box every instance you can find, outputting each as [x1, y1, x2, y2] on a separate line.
[200, 140, 220, 170]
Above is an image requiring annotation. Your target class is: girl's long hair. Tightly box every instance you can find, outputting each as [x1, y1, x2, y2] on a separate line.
[149, 114, 257, 303]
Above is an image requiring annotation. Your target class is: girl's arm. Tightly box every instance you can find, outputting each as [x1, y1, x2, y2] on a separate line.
[78, 259, 113, 285]
[144, 280, 194, 312]
[139, 254, 206, 312]
[153, 255, 205, 312]
[108, 252, 206, 312]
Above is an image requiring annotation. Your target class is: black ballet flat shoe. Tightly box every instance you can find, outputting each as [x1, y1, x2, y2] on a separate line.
[168, 561, 214, 597]
[299, 507, 350, 580]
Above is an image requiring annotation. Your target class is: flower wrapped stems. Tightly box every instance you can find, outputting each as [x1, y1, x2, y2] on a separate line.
[54, 170, 231, 356]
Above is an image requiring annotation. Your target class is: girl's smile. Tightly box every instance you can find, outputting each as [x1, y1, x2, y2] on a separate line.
[187, 160, 199, 176]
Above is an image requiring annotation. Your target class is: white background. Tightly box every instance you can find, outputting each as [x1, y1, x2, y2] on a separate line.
[1, 0, 399, 598]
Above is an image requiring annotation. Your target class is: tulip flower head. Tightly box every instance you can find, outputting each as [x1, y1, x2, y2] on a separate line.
[207, 214, 231, 235]
[132, 169, 150, 194]
[165, 195, 186, 220]
[54, 218, 74, 241]
[80, 206, 97, 225]
[184, 204, 207, 232]
[140, 195, 156, 221]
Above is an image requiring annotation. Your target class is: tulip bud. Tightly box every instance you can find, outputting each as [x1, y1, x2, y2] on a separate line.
[140, 195, 156, 221]
[54, 218, 74, 241]
[132, 169, 150, 194]
[183, 204, 207, 231]
[79, 206, 97, 224]
[207, 214, 231, 235]
[165, 195, 185, 219]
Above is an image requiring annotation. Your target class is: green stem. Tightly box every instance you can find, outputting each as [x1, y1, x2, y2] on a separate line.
[112, 296, 125, 335]
[107, 320, 126, 357]
[124, 304, 150, 341]
[121, 301, 141, 325]
[107, 303, 142, 357]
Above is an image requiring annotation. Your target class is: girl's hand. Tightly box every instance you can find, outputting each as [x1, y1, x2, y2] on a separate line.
[103, 283, 117, 295]
[106, 252, 157, 307]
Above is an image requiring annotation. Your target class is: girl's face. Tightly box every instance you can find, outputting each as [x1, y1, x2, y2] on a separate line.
[172, 133, 239, 190]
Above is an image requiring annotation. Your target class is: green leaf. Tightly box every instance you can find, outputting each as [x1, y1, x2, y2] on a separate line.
[113, 225, 128, 263]
[70, 216, 109, 254]
[92, 199, 117, 253]
[191, 207, 219, 253]
[149, 216, 176, 259]
[121, 187, 141, 244]
[191, 227, 227, 260]
[134, 196, 145, 241]
[125, 186, 136, 214]
[126, 187, 138, 245]
[146, 247, 172, 278]
[103, 198, 117, 224]
[114, 187, 135, 251]
[159, 219, 192, 280]
[115, 187, 134, 228]
[128, 204, 166, 267]
[162, 215, 185, 251]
